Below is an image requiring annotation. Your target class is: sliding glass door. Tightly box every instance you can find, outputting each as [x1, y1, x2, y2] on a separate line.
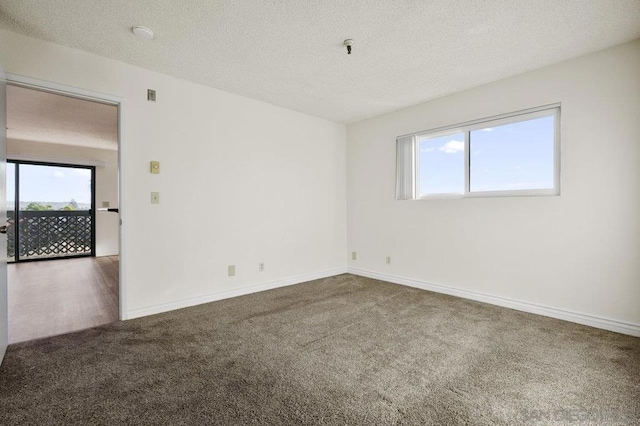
[7, 161, 95, 262]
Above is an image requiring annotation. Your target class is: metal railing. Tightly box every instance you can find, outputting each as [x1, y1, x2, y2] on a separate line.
[7, 210, 93, 261]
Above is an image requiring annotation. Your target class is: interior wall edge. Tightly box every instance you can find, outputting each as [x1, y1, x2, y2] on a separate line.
[348, 267, 640, 337]
[127, 267, 348, 320]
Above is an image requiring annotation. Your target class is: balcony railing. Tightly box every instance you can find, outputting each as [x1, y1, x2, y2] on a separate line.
[7, 210, 93, 261]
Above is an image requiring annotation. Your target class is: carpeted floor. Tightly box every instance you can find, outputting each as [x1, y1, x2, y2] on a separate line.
[0, 274, 638, 425]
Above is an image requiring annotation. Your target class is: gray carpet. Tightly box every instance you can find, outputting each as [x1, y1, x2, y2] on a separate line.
[0, 274, 638, 425]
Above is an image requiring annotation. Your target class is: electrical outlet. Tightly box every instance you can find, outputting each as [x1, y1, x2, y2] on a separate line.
[150, 161, 160, 174]
[352, 251, 357, 261]
[151, 192, 160, 204]
[386, 256, 391, 265]
[228, 265, 235, 277]
[259, 262, 264, 272]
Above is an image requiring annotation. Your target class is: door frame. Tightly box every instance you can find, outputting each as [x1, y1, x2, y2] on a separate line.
[5, 73, 128, 320]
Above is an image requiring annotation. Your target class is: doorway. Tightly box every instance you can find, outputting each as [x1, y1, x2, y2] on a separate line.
[5, 82, 122, 343]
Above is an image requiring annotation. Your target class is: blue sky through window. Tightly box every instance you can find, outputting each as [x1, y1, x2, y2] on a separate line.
[417, 114, 555, 195]
[418, 132, 465, 195]
[470, 115, 554, 192]
[6, 164, 92, 210]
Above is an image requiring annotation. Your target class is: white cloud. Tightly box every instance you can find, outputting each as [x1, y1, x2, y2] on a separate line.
[420, 147, 435, 153]
[439, 140, 464, 154]
[481, 128, 493, 132]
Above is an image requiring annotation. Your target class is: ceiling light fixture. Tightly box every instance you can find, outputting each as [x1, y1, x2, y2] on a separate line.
[132, 26, 154, 40]
[343, 39, 354, 55]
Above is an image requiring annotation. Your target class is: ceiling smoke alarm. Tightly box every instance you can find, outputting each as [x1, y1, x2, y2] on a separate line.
[343, 39, 354, 54]
[132, 26, 154, 40]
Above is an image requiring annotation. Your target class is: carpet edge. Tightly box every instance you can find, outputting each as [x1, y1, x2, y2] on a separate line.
[347, 267, 640, 337]
[126, 267, 348, 320]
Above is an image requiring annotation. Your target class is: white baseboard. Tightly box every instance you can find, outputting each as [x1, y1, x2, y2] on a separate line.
[348, 267, 640, 337]
[126, 267, 348, 320]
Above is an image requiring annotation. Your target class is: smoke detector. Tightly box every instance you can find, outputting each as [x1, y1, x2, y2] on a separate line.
[132, 26, 154, 40]
[343, 39, 354, 54]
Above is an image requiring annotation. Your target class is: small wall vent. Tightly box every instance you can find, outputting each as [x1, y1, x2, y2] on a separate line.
[147, 89, 156, 102]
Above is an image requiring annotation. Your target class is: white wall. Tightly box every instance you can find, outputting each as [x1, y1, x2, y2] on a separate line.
[0, 29, 347, 317]
[7, 139, 120, 257]
[347, 40, 640, 329]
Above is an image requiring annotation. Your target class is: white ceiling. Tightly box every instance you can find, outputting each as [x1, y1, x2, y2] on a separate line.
[7, 85, 118, 150]
[1, 1, 639, 123]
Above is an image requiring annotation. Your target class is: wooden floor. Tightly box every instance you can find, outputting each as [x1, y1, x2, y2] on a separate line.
[8, 256, 119, 344]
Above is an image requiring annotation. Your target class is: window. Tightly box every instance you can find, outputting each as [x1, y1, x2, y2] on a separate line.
[396, 105, 559, 199]
[7, 161, 96, 262]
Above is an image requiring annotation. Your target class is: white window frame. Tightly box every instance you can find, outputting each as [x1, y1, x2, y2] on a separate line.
[399, 104, 560, 200]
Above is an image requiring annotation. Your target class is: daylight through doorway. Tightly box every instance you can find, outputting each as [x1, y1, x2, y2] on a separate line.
[5, 81, 121, 343]
[7, 161, 95, 262]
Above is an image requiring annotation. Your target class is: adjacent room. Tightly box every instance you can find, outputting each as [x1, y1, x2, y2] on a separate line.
[5, 85, 120, 343]
[0, 1, 638, 424]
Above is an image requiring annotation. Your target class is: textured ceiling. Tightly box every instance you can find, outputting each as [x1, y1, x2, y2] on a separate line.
[7, 85, 118, 150]
[1, 1, 639, 123]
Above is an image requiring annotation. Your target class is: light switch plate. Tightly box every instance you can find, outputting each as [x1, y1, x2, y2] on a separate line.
[151, 192, 160, 204]
[150, 161, 160, 174]
[102, 201, 110, 208]
[228, 265, 236, 277]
